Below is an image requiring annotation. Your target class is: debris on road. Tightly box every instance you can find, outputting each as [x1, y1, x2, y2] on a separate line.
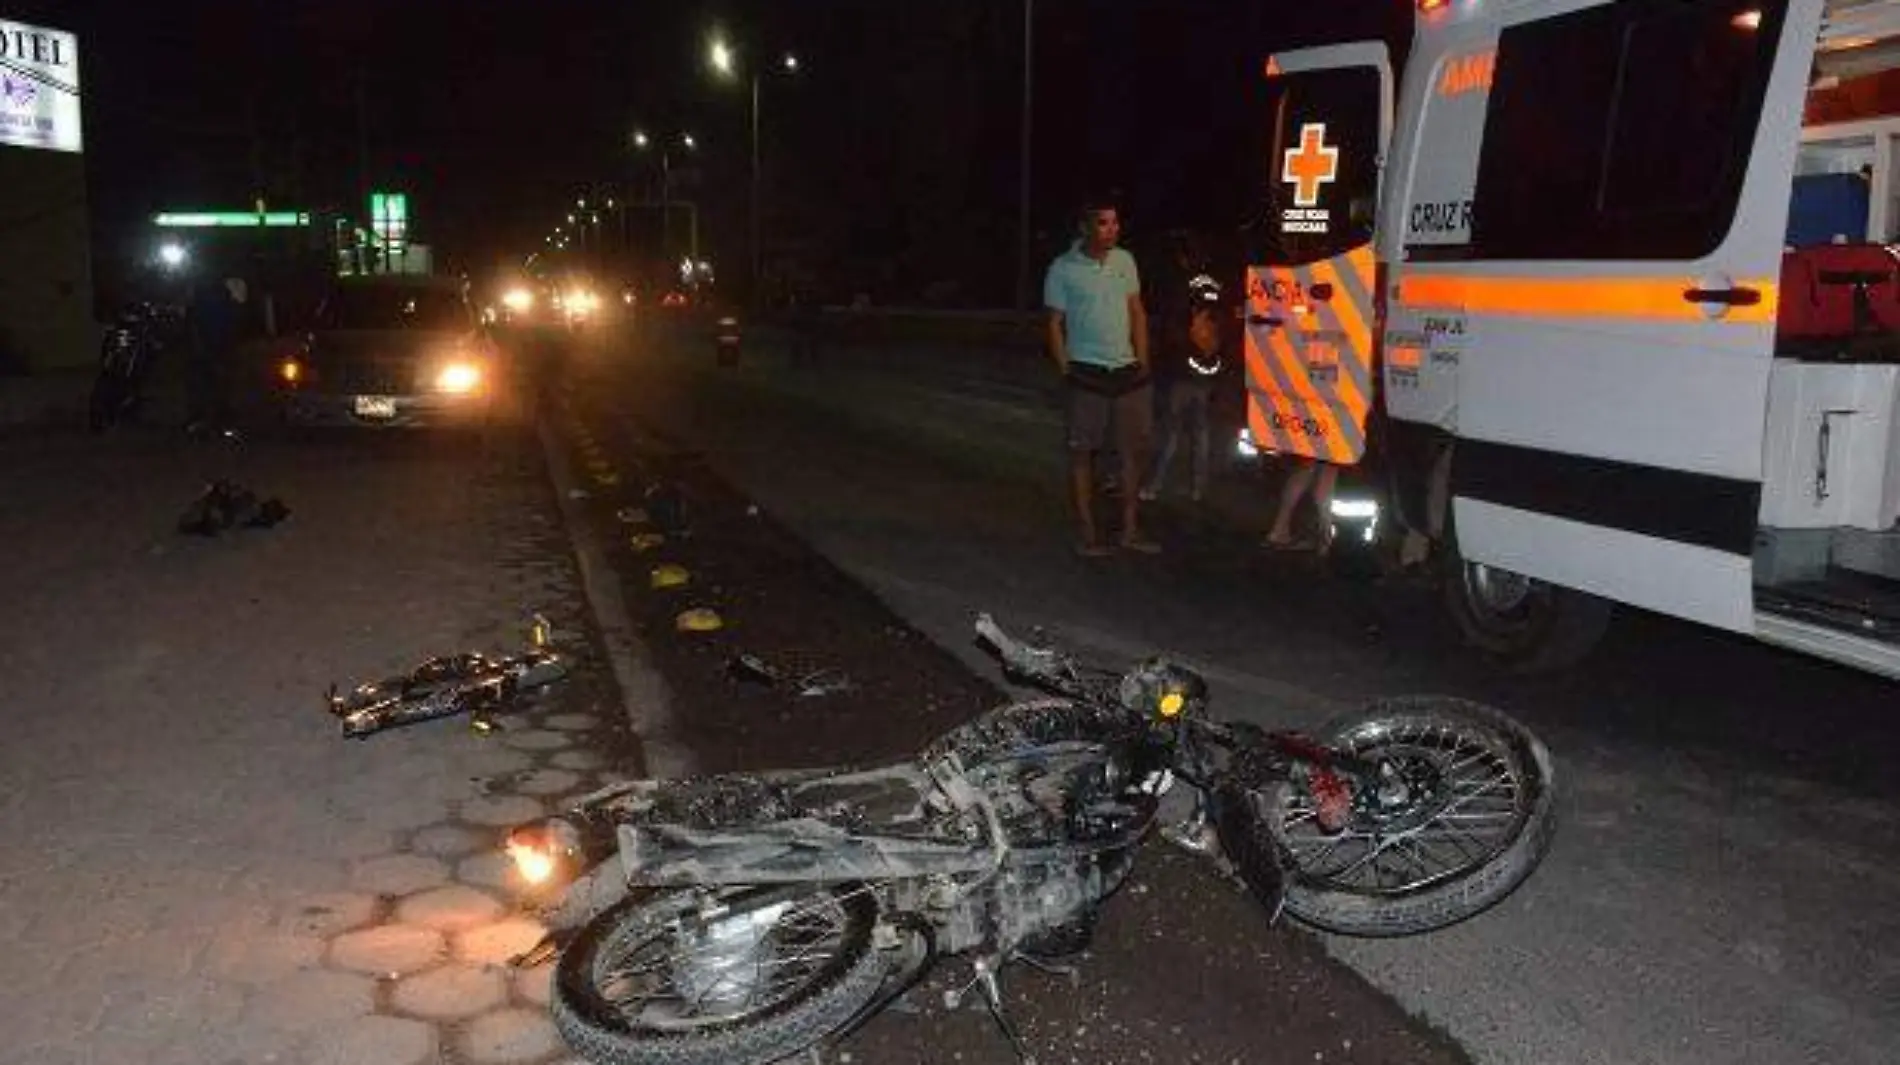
[326, 616, 571, 738]
[177, 480, 289, 535]
[726, 652, 855, 698]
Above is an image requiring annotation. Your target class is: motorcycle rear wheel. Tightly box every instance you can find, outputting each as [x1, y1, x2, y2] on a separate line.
[552, 883, 889, 1065]
[1219, 696, 1556, 937]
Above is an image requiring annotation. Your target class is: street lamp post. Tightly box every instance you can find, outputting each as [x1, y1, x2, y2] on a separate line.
[1017, 0, 1035, 311]
[632, 130, 699, 270]
[710, 35, 798, 308]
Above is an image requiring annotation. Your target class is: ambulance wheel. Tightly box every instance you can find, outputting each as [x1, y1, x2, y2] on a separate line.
[1442, 542, 1612, 673]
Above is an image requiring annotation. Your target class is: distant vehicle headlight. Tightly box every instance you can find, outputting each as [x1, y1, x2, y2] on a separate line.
[435, 362, 482, 394]
[502, 288, 534, 313]
[279, 358, 304, 384]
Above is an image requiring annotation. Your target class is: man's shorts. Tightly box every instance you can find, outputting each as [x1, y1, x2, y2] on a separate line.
[1067, 377, 1154, 453]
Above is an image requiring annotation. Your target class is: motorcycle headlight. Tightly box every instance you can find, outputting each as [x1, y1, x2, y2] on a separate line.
[505, 818, 582, 888]
[435, 362, 482, 394]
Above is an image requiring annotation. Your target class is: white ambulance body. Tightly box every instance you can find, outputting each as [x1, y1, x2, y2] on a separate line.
[1252, 0, 1900, 677]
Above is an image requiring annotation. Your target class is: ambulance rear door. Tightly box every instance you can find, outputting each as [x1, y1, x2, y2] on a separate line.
[1390, 0, 1823, 632]
[1244, 43, 1393, 466]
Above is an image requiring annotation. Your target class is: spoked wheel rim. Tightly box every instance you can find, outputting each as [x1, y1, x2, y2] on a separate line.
[590, 887, 864, 1032]
[1272, 716, 1535, 896]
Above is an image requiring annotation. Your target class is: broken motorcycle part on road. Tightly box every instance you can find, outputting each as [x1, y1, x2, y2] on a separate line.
[177, 480, 289, 536]
[326, 615, 571, 738]
[726, 653, 855, 698]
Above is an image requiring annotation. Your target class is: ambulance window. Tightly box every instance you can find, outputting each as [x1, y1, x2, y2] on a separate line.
[1469, 0, 1783, 260]
[1246, 66, 1380, 267]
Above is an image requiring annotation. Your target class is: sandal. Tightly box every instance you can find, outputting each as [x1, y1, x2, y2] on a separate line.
[1119, 536, 1162, 555]
[1076, 540, 1115, 558]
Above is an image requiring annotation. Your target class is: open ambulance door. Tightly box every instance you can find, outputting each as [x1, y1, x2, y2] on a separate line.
[1243, 44, 1393, 467]
[1389, 0, 1824, 635]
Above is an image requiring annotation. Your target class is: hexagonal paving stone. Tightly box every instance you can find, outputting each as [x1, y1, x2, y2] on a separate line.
[455, 850, 516, 892]
[308, 1014, 436, 1065]
[243, 968, 375, 1034]
[326, 924, 445, 976]
[549, 750, 606, 771]
[514, 961, 555, 1008]
[509, 768, 582, 796]
[460, 746, 537, 777]
[456, 917, 548, 966]
[462, 1007, 565, 1064]
[409, 822, 491, 858]
[277, 892, 378, 938]
[391, 963, 508, 1020]
[540, 713, 599, 731]
[396, 885, 506, 932]
[352, 854, 451, 896]
[499, 729, 571, 752]
[461, 794, 546, 827]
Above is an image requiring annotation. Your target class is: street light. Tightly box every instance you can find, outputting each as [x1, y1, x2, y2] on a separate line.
[631, 128, 701, 267]
[708, 33, 800, 307]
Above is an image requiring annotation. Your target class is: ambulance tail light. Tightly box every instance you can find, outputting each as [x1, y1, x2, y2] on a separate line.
[1419, 0, 1450, 12]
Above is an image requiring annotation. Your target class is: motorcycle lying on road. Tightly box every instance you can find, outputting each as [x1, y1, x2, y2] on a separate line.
[504, 614, 1556, 1065]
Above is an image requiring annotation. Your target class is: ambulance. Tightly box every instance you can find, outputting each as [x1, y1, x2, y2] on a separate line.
[1249, 0, 1900, 677]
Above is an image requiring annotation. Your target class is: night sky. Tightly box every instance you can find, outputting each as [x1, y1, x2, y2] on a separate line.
[13, 0, 1406, 305]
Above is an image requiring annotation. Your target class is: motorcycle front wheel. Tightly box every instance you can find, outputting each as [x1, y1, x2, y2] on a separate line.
[552, 883, 890, 1065]
[1218, 696, 1556, 937]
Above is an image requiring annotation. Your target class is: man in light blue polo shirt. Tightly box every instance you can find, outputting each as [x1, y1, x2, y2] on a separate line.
[1044, 198, 1157, 556]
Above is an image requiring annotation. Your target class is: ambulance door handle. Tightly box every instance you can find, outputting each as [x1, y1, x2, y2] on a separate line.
[1249, 314, 1286, 328]
[1683, 286, 1762, 307]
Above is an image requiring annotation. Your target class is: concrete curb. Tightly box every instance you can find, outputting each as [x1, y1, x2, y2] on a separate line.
[535, 404, 697, 780]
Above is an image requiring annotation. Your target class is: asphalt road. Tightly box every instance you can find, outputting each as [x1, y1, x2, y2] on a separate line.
[559, 318, 1900, 1065]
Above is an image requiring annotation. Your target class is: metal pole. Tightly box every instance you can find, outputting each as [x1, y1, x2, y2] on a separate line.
[355, 66, 371, 275]
[661, 151, 672, 268]
[750, 71, 762, 308]
[1015, 0, 1035, 310]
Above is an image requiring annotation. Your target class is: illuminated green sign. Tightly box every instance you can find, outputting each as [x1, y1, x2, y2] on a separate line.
[370, 192, 409, 249]
[154, 211, 311, 228]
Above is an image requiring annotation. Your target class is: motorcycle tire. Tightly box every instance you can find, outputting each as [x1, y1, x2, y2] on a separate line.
[1216, 696, 1556, 938]
[552, 884, 889, 1065]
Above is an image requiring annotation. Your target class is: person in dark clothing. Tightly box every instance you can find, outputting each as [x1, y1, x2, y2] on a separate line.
[187, 275, 247, 435]
[1140, 274, 1226, 503]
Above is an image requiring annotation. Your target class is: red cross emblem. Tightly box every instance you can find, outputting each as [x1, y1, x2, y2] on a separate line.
[1282, 123, 1339, 208]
